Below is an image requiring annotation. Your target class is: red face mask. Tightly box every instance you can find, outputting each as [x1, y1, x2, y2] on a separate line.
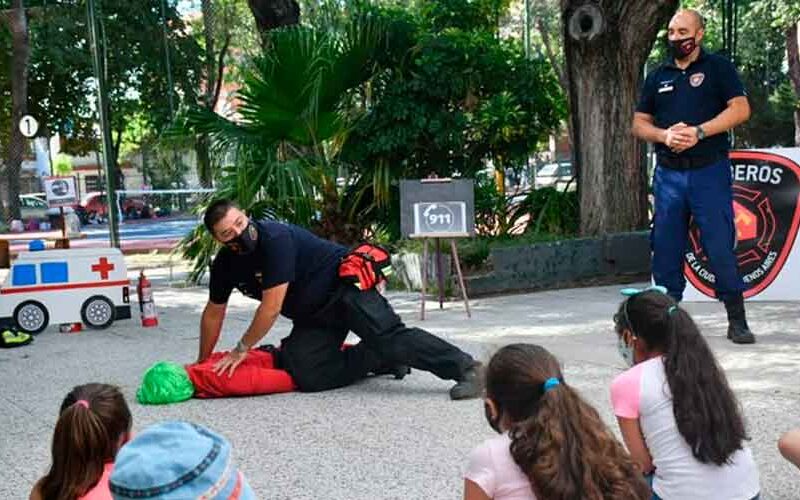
[669, 36, 697, 60]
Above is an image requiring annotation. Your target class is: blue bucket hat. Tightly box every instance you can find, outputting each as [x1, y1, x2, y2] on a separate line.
[109, 421, 256, 499]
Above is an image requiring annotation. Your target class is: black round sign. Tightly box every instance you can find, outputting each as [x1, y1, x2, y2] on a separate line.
[684, 152, 800, 298]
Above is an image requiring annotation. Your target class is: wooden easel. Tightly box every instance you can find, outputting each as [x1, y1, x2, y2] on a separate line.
[411, 232, 471, 320]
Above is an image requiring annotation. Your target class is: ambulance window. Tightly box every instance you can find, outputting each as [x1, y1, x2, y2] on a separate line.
[41, 262, 68, 284]
[12, 264, 36, 286]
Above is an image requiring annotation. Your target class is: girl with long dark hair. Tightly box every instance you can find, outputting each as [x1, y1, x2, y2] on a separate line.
[464, 343, 650, 500]
[611, 288, 760, 499]
[30, 383, 132, 500]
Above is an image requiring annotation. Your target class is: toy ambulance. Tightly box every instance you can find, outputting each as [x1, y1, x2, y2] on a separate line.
[0, 247, 132, 333]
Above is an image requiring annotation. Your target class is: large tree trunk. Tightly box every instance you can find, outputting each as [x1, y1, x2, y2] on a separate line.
[4, 0, 29, 221]
[787, 22, 800, 147]
[247, 0, 300, 37]
[561, 0, 677, 236]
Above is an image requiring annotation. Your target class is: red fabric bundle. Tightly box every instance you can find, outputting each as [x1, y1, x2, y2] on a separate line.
[186, 350, 297, 398]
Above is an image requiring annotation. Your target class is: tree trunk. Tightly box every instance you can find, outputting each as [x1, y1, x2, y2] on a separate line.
[247, 0, 300, 37]
[532, 0, 575, 152]
[202, 0, 217, 108]
[195, 135, 213, 188]
[198, 0, 215, 188]
[561, 0, 678, 236]
[787, 22, 800, 147]
[196, 0, 224, 188]
[5, 0, 29, 221]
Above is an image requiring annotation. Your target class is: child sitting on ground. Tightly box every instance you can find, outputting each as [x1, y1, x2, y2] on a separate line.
[464, 343, 649, 500]
[30, 383, 132, 500]
[611, 287, 760, 500]
[109, 420, 256, 499]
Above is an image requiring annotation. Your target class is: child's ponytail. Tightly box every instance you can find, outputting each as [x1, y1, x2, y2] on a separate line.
[486, 344, 649, 500]
[39, 384, 131, 500]
[661, 305, 748, 465]
[510, 381, 650, 500]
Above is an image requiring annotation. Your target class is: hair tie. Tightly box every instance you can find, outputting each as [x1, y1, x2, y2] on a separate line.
[75, 399, 90, 409]
[667, 305, 678, 316]
[543, 377, 560, 392]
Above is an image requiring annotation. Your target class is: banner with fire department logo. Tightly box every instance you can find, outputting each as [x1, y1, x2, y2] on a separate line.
[684, 148, 800, 301]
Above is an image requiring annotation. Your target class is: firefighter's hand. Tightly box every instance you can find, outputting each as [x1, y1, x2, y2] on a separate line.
[213, 350, 247, 378]
[665, 122, 697, 153]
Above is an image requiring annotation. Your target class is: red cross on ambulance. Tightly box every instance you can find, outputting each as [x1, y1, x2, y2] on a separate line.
[91, 257, 115, 280]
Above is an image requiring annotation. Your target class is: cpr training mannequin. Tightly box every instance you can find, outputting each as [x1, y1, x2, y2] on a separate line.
[137, 344, 407, 404]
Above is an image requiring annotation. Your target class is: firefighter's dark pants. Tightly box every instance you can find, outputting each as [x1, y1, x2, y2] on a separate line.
[652, 158, 745, 302]
[280, 285, 475, 392]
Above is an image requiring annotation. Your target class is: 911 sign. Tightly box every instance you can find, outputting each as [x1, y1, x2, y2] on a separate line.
[413, 202, 467, 236]
[399, 178, 474, 238]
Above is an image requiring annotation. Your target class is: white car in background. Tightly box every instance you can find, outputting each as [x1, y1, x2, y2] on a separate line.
[535, 162, 575, 191]
[20, 194, 73, 218]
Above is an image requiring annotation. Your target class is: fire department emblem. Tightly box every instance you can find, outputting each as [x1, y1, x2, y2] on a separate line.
[684, 152, 800, 298]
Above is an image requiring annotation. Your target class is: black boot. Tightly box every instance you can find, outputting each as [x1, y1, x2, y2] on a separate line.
[724, 295, 756, 344]
[449, 362, 485, 400]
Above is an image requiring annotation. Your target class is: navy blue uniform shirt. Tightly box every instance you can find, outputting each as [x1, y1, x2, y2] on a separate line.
[209, 219, 347, 320]
[637, 49, 746, 160]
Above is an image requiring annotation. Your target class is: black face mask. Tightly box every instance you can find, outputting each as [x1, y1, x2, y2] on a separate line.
[225, 221, 259, 255]
[484, 402, 501, 434]
[669, 36, 697, 60]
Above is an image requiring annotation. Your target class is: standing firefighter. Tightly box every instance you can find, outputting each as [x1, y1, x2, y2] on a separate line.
[198, 199, 483, 399]
[632, 9, 755, 344]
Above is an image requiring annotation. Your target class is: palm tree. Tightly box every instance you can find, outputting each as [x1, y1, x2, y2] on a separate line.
[176, 9, 410, 281]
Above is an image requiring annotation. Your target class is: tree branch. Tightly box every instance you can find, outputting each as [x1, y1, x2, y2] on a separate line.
[211, 33, 231, 110]
[787, 23, 800, 96]
[787, 22, 800, 146]
[532, 0, 567, 93]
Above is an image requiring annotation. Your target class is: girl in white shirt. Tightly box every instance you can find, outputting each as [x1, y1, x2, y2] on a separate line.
[611, 288, 760, 500]
[464, 343, 650, 500]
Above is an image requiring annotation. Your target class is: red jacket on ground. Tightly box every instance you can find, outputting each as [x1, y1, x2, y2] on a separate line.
[186, 350, 297, 398]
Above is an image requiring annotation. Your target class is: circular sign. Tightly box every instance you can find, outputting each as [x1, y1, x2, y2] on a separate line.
[19, 115, 39, 138]
[684, 152, 800, 299]
[422, 203, 456, 233]
[50, 179, 71, 197]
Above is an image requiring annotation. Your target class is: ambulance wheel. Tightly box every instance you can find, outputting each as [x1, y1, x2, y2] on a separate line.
[14, 301, 49, 334]
[81, 296, 115, 329]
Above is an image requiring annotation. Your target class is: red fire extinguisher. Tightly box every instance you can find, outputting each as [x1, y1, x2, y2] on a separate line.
[137, 270, 159, 327]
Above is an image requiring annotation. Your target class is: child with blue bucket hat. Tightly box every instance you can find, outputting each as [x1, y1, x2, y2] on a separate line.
[109, 421, 256, 499]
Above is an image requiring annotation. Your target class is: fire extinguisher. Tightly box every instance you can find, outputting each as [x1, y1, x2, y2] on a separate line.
[137, 270, 159, 327]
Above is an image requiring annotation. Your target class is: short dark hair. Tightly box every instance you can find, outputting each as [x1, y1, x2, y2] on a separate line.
[203, 199, 237, 233]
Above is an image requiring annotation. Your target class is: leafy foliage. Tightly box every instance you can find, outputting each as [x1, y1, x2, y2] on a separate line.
[176, 9, 406, 279]
[341, 4, 565, 238]
[177, 0, 566, 278]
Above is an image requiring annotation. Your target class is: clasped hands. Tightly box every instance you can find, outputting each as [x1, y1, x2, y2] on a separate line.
[664, 122, 699, 154]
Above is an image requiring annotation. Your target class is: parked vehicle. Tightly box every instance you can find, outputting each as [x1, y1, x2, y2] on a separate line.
[535, 162, 575, 191]
[19, 194, 76, 219]
[81, 192, 152, 221]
